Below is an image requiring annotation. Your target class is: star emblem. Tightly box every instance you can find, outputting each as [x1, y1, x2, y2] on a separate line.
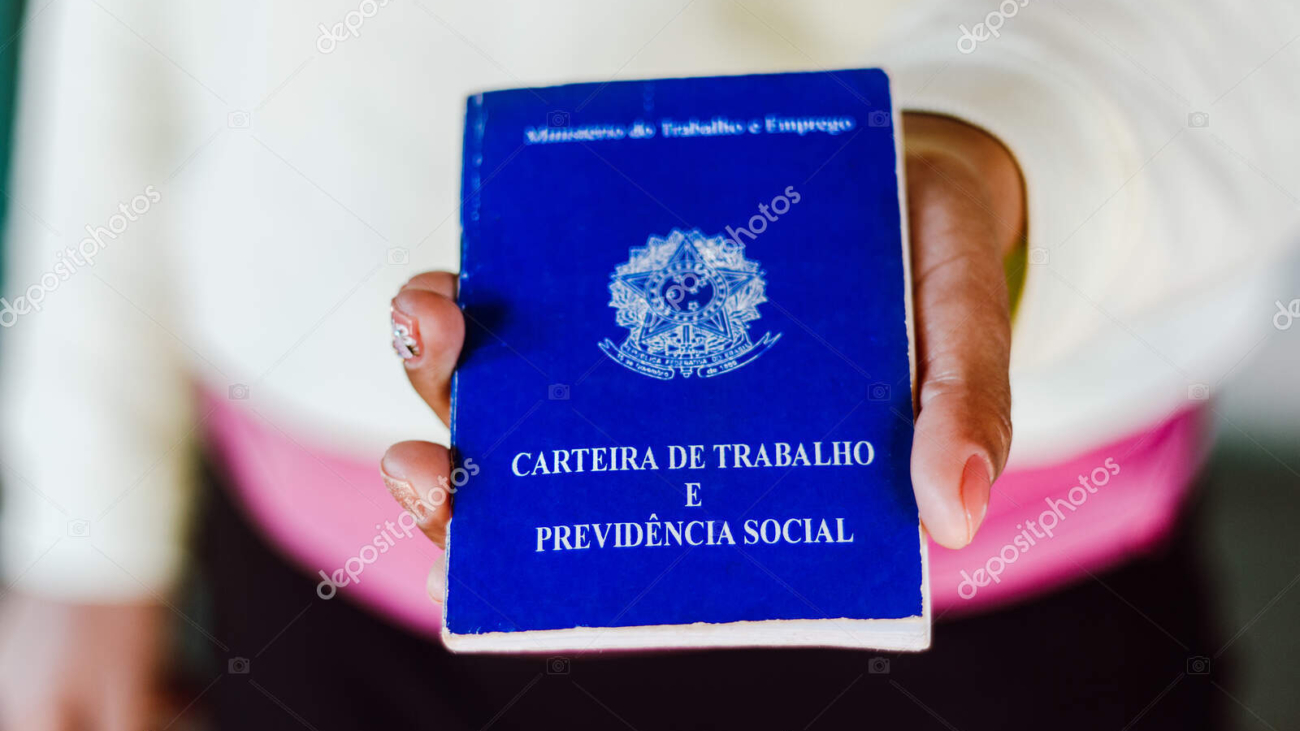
[600, 229, 782, 380]
[614, 235, 757, 344]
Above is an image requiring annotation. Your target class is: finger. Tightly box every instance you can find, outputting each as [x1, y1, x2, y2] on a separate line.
[380, 440, 453, 547]
[391, 272, 463, 425]
[905, 149, 1015, 549]
[426, 553, 447, 605]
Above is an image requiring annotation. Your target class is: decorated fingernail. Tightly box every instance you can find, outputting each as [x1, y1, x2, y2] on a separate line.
[391, 301, 421, 360]
[381, 469, 435, 523]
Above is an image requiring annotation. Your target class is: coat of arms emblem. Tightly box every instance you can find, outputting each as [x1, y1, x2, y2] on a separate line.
[599, 229, 781, 380]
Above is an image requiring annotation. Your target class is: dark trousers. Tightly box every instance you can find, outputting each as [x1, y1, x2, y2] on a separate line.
[194, 464, 1228, 730]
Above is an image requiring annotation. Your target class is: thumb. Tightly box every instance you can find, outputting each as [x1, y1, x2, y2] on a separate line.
[904, 116, 1020, 549]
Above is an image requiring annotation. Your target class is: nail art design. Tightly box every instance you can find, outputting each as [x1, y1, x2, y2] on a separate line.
[391, 304, 421, 360]
[382, 472, 435, 523]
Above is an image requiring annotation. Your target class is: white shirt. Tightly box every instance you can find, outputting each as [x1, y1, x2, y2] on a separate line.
[3, 0, 1298, 599]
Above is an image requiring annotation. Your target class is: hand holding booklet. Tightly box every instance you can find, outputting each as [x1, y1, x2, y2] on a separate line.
[446, 68, 928, 653]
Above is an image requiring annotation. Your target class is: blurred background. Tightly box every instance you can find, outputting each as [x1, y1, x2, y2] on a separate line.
[0, 0, 1296, 728]
[1201, 315, 1300, 727]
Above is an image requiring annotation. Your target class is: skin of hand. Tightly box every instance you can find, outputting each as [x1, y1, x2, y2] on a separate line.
[0, 594, 166, 731]
[384, 113, 1023, 602]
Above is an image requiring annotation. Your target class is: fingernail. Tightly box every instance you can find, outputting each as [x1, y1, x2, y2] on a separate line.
[391, 299, 421, 360]
[961, 455, 992, 544]
[380, 467, 435, 523]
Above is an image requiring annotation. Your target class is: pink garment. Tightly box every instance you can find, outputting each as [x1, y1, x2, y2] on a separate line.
[202, 389, 1206, 639]
[202, 392, 446, 639]
[932, 408, 1207, 615]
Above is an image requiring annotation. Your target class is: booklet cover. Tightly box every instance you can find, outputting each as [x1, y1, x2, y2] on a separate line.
[447, 68, 927, 652]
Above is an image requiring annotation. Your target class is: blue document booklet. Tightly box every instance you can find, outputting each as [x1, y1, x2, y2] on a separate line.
[447, 68, 928, 652]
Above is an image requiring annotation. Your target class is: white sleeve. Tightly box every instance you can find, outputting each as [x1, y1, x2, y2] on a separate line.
[875, 0, 1300, 462]
[0, 1, 195, 600]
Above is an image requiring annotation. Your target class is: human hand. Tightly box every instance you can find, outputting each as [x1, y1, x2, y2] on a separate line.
[0, 593, 166, 730]
[380, 113, 1022, 604]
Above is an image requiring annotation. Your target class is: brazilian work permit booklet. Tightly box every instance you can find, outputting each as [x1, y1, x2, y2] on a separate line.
[444, 68, 928, 653]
